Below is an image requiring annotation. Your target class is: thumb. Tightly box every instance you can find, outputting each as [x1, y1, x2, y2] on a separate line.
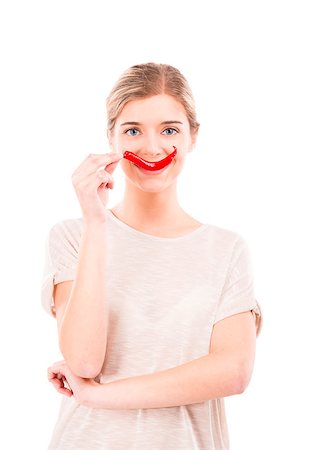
[104, 156, 123, 176]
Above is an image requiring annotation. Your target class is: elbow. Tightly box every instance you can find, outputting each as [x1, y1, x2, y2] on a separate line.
[59, 340, 105, 378]
[59, 346, 104, 378]
[232, 363, 253, 395]
[232, 376, 248, 395]
[66, 359, 103, 379]
[68, 359, 103, 378]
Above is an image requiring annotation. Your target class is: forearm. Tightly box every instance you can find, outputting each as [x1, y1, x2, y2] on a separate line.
[81, 353, 246, 410]
[59, 222, 109, 377]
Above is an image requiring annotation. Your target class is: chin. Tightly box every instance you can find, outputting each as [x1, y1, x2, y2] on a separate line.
[136, 181, 175, 193]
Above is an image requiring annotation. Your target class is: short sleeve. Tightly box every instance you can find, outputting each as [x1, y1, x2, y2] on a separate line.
[41, 219, 81, 318]
[214, 235, 263, 336]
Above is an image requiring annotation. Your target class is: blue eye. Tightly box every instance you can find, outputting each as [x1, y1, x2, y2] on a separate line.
[163, 128, 178, 135]
[125, 128, 140, 136]
[124, 127, 178, 136]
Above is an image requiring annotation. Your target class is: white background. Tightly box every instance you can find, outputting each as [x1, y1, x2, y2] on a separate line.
[1, 0, 319, 449]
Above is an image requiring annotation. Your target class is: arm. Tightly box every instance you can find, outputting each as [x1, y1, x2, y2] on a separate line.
[56, 222, 109, 378]
[49, 311, 256, 409]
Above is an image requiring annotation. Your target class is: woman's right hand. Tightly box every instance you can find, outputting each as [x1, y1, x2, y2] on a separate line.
[71, 152, 123, 224]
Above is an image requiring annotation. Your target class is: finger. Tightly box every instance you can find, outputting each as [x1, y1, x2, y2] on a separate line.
[57, 385, 73, 397]
[49, 374, 73, 397]
[48, 370, 55, 380]
[99, 171, 115, 190]
[105, 177, 114, 189]
[60, 389, 73, 397]
[60, 377, 73, 395]
[103, 158, 123, 176]
[47, 363, 63, 375]
[50, 378, 64, 390]
[63, 377, 72, 391]
[73, 152, 123, 180]
[48, 367, 58, 380]
[76, 169, 114, 194]
[76, 152, 122, 174]
[47, 363, 67, 381]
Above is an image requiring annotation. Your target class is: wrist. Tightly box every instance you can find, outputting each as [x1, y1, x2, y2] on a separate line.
[78, 380, 101, 408]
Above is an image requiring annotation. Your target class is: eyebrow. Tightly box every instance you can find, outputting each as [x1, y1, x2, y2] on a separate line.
[120, 120, 183, 127]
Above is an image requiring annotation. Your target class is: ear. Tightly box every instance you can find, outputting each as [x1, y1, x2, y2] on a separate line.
[107, 129, 115, 151]
[189, 132, 198, 152]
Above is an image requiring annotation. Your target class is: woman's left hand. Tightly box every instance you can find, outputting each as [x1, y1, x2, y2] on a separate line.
[47, 360, 98, 405]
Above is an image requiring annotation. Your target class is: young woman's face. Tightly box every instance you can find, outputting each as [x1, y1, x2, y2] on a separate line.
[108, 94, 197, 192]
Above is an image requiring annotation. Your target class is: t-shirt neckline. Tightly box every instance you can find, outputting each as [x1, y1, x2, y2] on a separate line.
[106, 209, 209, 242]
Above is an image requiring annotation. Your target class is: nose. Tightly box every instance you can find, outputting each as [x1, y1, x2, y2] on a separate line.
[140, 139, 164, 159]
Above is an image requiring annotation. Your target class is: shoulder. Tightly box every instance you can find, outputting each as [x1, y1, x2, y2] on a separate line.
[203, 223, 253, 273]
[47, 217, 83, 249]
[205, 222, 246, 251]
[49, 217, 83, 234]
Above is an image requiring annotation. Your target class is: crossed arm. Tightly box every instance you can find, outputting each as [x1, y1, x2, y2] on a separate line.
[48, 311, 257, 410]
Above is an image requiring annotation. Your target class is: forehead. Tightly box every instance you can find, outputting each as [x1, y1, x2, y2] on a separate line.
[117, 94, 187, 124]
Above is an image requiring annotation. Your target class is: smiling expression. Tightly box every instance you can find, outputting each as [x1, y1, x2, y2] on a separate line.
[108, 94, 197, 191]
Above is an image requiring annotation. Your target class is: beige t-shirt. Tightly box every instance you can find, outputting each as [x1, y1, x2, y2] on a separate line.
[41, 209, 262, 450]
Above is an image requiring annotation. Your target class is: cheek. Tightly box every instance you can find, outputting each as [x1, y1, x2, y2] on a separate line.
[174, 152, 187, 168]
[120, 159, 142, 176]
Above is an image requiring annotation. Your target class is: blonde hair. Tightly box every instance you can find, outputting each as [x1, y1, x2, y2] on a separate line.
[106, 62, 200, 136]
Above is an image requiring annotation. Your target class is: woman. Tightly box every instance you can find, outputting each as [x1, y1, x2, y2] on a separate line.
[42, 62, 262, 450]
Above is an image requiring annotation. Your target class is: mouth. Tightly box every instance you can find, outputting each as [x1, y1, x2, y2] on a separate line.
[123, 146, 177, 171]
[133, 164, 171, 175]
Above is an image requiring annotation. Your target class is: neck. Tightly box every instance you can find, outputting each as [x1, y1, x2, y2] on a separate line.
[112, 181, 186, 229]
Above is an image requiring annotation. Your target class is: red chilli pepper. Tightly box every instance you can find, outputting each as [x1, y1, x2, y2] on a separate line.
[123, 146, 177, 171]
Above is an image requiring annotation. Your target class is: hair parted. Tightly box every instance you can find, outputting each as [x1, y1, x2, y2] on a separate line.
[106, 62, 200, 136]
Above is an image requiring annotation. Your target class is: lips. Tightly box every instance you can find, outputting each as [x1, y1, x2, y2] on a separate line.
[134, 164, 169, 175]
